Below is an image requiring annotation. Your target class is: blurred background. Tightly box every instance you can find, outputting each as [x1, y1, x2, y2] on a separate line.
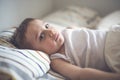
[0, 0, 120, 31]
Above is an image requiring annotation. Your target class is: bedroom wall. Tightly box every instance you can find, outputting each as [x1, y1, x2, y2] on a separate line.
[0, 0, 53, 31]
[53, 0, 120, 17]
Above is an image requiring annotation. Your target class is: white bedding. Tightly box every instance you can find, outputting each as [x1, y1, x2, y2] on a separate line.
[96, 11, 120, 30]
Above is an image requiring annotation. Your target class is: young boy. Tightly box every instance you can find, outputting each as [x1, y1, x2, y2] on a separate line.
[11, 18, 120, 80]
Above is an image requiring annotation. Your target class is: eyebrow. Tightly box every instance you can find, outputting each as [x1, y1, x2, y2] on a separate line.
[42, 22, 46, 27]
[35, 21, 45, 41]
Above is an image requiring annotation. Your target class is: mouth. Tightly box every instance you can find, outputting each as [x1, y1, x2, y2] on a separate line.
[55, 33, 59, 41]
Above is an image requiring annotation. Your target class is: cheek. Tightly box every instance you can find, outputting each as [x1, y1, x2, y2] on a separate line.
[46, 42, 56, 50]
[42, 43, 57, 54]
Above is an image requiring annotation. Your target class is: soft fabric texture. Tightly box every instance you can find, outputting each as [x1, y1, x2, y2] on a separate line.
[0, 45, 50, 80]
[105, 25, 120, 73]
[0, 27, 16, 48]
[43, 6, 101, 29]
[51, 28, 111, 72]
[97, 10, 120, 30]
[51, 26, 120, 73]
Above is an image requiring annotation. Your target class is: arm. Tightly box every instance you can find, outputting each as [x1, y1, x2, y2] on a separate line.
[50, 59, 120, 80]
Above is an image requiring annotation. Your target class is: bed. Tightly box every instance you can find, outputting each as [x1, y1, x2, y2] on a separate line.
[0, 6, 120, 80]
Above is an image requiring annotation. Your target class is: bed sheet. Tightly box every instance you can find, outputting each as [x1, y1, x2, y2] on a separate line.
[39, 72, 64, 80]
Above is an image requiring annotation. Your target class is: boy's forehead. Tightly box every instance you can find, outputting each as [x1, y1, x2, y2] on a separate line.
[25, 23, 39, 43]
[29, 19, 43, 25]
[26, 20, 44, 34]
[26, 19, 45, 33]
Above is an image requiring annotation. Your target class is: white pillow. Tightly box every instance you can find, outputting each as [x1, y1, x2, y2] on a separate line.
[97, 11, 120, 30]
[47, 22, 65, 31]
[43, 6, 101, 29]
[0, 45, 50, 80]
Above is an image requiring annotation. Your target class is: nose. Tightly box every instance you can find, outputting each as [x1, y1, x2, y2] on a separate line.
[45, 29, 55, 38]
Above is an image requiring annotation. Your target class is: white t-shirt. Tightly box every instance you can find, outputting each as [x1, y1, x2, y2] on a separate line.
[51, 28, 111, 72]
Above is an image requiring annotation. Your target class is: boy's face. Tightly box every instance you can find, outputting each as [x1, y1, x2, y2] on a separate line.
[25, 19, 64, 55]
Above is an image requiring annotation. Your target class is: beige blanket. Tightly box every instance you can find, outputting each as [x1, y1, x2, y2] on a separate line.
[105, 25, 120, 73]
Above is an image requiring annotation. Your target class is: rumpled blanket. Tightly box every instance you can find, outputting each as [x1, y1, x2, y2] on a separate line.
[105, 25, 120, 73]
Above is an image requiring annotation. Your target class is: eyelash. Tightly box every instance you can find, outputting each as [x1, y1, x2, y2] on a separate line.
[45, 24, 49, 29]
[39, 24, 49, 41]
[39, 32, 44, 41]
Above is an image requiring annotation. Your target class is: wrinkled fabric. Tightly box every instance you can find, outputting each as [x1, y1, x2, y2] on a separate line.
[105, 25, 120, 73]
[51, 28, 111, 72]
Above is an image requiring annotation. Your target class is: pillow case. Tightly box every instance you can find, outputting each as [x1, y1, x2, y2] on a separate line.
[43, 6, 101, 29]
[0, 27, 51, 80]
[0, 45, 50, 80]
[0, 27, 16, 48]
[96, 10, 120, 30]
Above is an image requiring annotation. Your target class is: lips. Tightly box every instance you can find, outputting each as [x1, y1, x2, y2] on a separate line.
[55, 32, 59, 41]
